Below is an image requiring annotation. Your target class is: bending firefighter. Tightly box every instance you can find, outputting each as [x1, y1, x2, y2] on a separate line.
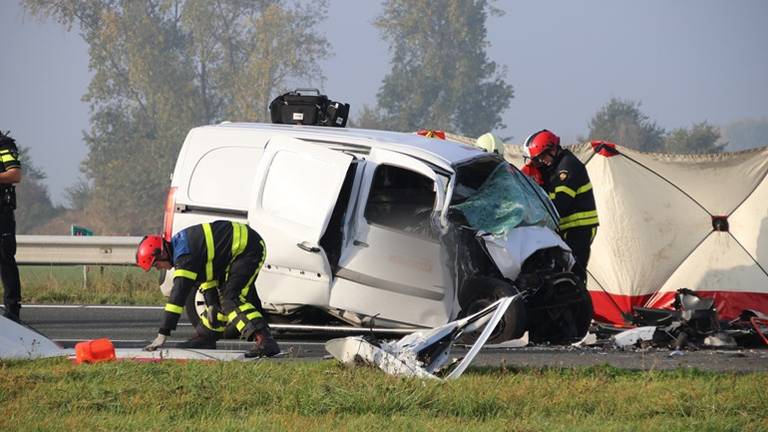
[136, 220, 280, 357]
[524, 129, 599, 282]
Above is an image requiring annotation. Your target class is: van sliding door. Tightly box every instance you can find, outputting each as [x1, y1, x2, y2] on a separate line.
[248, 136, 353, 307]
[330, 149, 453, 328]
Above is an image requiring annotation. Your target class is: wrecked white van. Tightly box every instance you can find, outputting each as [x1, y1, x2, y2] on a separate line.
[160, 123, 592, 343]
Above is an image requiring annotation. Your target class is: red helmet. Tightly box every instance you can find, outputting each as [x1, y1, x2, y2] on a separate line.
[136, 235, 164, 271]
[524, 129, 560, 159]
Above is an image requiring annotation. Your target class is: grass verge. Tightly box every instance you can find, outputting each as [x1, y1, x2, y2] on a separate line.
[1, 359, 766, 431]
[19, 265, 164, 305]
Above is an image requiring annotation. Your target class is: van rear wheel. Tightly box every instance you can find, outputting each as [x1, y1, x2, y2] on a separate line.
[184, 290, 241, 339]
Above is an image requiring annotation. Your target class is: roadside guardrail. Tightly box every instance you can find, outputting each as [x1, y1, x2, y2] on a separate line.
[16, 235, 142, 266]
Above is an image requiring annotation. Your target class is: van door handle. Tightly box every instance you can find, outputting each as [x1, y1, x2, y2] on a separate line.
[353, 240, 369, 248]
[297, 242, 321, 253]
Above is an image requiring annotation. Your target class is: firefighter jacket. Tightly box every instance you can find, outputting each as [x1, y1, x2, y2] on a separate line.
[541, 148, 599, 232]
[159, 220, 261, 335]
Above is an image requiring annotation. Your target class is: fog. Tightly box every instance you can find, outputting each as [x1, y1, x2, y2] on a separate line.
[2, 0, 767, 204]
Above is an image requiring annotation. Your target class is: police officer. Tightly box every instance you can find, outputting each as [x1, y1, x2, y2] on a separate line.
[136, 220, 280, 357]
[0, 131, 22, 322]
[524, 129, 598, 282]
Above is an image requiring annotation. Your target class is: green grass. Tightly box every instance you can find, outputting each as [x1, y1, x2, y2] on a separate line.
[1, 359, 766, 431]
[19, 265, 165, 305]
[12, 268, 768, 431]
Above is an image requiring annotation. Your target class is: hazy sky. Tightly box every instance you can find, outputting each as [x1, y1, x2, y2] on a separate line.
[2, 0, 767, 205]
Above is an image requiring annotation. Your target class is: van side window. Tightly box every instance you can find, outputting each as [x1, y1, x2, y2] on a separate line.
[364, 164, 436, 237]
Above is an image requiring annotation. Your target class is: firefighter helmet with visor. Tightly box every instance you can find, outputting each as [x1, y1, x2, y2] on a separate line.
[524, 129, 560, 160]
[136, 235, 165, 271]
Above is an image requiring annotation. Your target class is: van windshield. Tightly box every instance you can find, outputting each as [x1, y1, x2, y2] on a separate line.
[450, 159, 558, 235]
[451, 157, 505, 205]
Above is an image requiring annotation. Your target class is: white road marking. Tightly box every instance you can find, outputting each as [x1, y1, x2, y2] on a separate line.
[25, 304, 164, 310]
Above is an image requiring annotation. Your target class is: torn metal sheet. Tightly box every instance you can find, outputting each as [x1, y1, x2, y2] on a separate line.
[325, 296, 516, 380]
[483, 225, 574, 280]
[0, 316, 68, 360]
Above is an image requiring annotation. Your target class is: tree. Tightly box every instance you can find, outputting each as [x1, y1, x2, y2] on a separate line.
[721, 117, 768, 151]
[368, 0, 513, 137]
[23, 0, 330, 234]
[14, 148, 63, 233]
[587, 98, 665, 152]
[663, 121, 726, 154]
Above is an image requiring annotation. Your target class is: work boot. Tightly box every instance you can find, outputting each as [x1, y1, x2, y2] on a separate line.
[178, 332, 218, 349]
[245, 327, 280, 358]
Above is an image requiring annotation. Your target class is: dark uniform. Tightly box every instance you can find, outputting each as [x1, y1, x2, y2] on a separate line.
[541, 148, 599, 281]
[159, 220, 267, 340]
[0, 133, 21, 321]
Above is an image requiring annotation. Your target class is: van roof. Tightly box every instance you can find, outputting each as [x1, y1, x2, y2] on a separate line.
[205, 122, 488, 171]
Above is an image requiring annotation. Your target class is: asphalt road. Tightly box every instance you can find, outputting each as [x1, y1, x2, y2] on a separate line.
[19, 304, 768, 372]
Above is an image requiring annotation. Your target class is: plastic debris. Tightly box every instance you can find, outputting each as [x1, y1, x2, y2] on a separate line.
[325, 296, 517, 380]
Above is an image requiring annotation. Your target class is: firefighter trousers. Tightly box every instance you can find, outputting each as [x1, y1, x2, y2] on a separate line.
[202, 237, 267, 340]
[562, 226, 597, 284]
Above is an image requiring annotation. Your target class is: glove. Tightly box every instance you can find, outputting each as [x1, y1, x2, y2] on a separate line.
[143, 333, 167, 351]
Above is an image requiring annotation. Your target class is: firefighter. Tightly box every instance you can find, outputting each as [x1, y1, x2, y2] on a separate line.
[0, 131, 22, 322]
[136, 220, 280, 357]
[475, 132, 501, 155]
[524, 129, 598, 281]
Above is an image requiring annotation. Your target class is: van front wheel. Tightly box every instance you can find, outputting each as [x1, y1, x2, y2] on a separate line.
[458, 277, 527, 344]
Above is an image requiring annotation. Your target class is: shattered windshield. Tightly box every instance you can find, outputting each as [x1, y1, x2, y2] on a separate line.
[450, 162, 558, 235]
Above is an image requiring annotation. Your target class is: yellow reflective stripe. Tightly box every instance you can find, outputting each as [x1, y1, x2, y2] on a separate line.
[174, 269, 198, 280]
[239, 224, 248, 253]
[560, 210, 598, 224]
[576, 182, 592, 194]
[559, 210, 599, 230]
[591, 227, 597, 241]
[200, 316, 225, 332]
[560, 217, 599, 230]
[202, 223, 214, 280]
[200, 280, 218, 291]
[164, 303, 184, 314]
[231, 222, 242, 258]
[246, 310, 263, 320]
[231, 222, 248, 259]
[553, 185, 577, 198]
[1, 155, 17, 163]
[238, 239, 265, 303]
[550, 183, 591, 200]
[240, 268, 260, 303]
[226, 306, 262, 322]
[236, 320, 246, 331]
